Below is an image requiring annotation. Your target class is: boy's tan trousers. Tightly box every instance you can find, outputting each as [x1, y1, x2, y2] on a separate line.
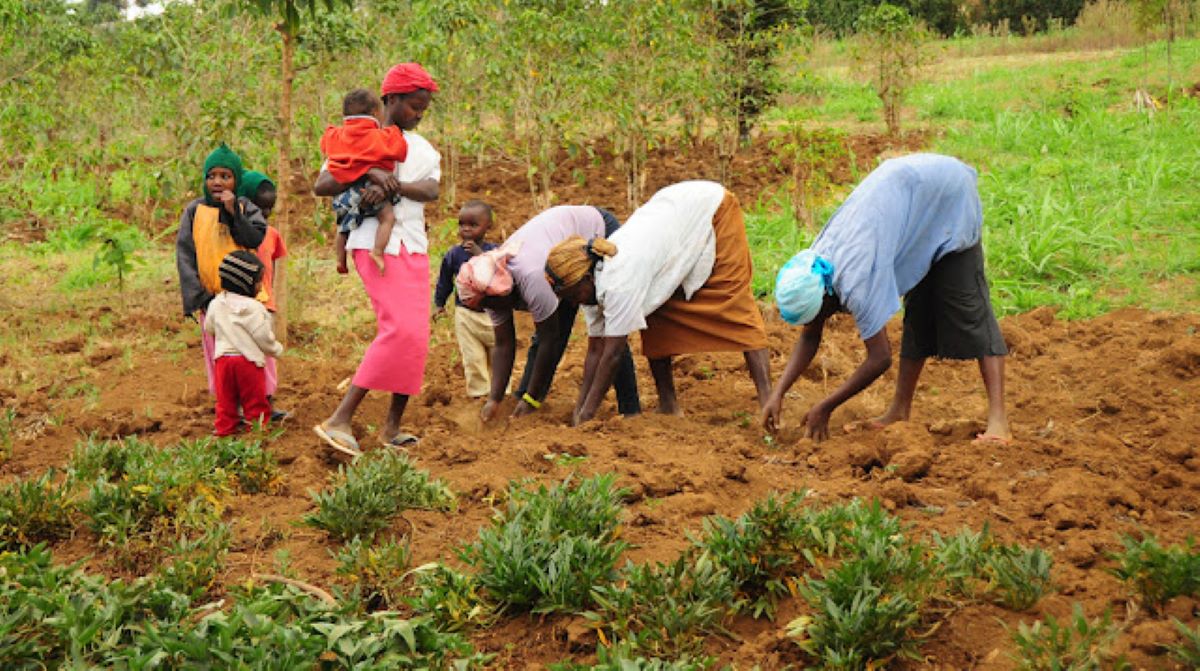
[454, 306, 500, 398]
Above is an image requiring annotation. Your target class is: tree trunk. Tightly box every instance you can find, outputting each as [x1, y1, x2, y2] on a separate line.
[274, 25, 294, 344]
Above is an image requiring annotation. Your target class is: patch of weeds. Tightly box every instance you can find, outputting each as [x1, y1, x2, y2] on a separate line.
[0, 470, 75, 550]
[335, 534, 411, 610]
[1009, 604, 1125, 671]
[586, 552, 734, 659]
[304, 450, 455, 541]
[932, 525, 1054, 610]
[156, 523, 231, 600]
[544, 451, 588, 467]
[70, 436, 277, 571]
[693, 491, 810, 619]
[0, 544, 490, 669]
[407, 563, 498, 632]
[550, 641, 718, 670]
[792, 517, 933, 670]
[1108, 533, 1200, 613]
[0, 407, 16, 461]
[460, 474, 629, 613]
[1170, 619, 1200, 668]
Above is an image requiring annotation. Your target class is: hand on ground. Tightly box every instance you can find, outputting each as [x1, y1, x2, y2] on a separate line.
[480, 399, 501, 423]
[512, 400, 535, 418]
[762, 396, 782, 433]
[801, 404, 832, 442]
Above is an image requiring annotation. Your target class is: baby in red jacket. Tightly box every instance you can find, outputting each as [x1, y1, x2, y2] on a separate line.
[320, 88, 408, 275]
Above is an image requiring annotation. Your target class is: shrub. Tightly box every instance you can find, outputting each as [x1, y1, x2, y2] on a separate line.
[1009, 604, 1123, 671]
[305, 450, 455, 541]
[1108, 533, 1200, 613]
[335, 534, 412, 611]
[0, 470, 74, 550]
[460, 474, 628, 613]
[587, 553, 734, 658]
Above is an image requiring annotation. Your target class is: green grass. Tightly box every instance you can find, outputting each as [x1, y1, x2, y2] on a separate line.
[793, 39, 1200, 317]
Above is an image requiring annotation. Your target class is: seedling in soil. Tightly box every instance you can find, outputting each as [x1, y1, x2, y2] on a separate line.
[694, 491, 810, 619]
[586, 552, 734, 659]
[1108, 532, 1200, 613]
[932, 526, 1054, 610]
[549, 642, 717, 670]
[305, 450, 455, 541]
[544, 451, 588, 467]
[407, 563, 498, 632]
[459, 474, 628, 613]
[335, 534, 411, 611]
[157, 523, 231, 600]
[1009, 603, 1125, 671]
[0, 470, 74, 550]
[1170, 618, 1200, 668]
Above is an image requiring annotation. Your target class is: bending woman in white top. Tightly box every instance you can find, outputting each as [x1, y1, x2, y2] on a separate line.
[545, 180, 771, 425]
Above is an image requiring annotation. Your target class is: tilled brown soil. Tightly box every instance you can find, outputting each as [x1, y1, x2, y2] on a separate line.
[3, 293, 1199, 669]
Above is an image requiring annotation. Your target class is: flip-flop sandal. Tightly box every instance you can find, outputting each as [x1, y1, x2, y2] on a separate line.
[381, 433, 419, 449]
[972, 433, 1013, 447]
[313, 423, 362, 459]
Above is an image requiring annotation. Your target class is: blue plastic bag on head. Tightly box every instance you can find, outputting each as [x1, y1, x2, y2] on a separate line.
[775, 250, 834, 325]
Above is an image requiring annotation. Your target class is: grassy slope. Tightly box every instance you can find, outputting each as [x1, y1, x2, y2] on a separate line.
[751, 38, 1200, 318]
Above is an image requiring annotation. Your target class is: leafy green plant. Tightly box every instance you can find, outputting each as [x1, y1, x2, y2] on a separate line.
[768, 117, 850, 228]
[550, 641, 719, 670]
[459, 474, 629, 613]
[156, 523, 231, 600]
[693, 491, 810, 619]
[792, 524, 932, 669]
[407, 563, 498, 632]
[933, 526, 1054, 610]
[0, 407, 15, 462]
[1170, 618, 1200, 668]
[1108, 533, 1200, 613]
[92, 220, 144, 291]
[0, 544, 490, 669]
[0, 470, 74, 550]
[1009, 604, 1123, 671]
[335, 534, 412, 610]
[304, 450, 455, 541]
[587, 552, 734, 658]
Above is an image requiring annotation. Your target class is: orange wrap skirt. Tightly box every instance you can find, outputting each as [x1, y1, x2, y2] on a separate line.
[640, 191, 769, 359]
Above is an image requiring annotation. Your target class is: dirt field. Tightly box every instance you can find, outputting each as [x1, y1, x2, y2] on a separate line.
[2, 138, 1199, 668]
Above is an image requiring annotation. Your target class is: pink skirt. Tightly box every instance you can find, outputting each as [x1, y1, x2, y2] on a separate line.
[201, 315, 278, 397]
[351, 248, 430, 395]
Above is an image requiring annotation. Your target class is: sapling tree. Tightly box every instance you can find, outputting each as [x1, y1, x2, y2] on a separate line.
[241, 0, 353, 342]
[768, 110, 848, 228]
[1130, 0, 1197, 114]
[853, 3, 929, 136]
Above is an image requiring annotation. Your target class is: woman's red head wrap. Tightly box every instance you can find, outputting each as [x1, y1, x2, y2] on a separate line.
[380, 62, 439, 97]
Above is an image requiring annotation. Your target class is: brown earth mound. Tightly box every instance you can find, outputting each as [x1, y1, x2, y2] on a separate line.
[3, 294, 1198, 668]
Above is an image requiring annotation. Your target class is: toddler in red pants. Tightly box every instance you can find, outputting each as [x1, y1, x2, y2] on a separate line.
[204, 250, 284, 436]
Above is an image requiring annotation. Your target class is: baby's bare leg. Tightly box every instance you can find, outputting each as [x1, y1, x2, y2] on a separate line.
[371, 203, 395, 274]
[335, 231, 349, 274]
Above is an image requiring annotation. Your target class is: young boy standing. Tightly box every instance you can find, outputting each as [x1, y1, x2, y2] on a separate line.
[204, 251, 285, 436]
[238, 170, 289, 421]
[320, 88, 408, 275]
[434, 201, 504, 398]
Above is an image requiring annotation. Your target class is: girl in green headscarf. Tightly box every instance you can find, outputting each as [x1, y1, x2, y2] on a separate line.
[176, 143, 268, 398]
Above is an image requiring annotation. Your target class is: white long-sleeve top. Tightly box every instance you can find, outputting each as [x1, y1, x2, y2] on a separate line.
[203, 292, 284, 366]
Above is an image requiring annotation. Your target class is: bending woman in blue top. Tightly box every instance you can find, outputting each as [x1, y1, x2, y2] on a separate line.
[762, 153, 1011, 444]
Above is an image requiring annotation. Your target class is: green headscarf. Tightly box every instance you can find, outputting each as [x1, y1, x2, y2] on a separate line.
[237, 170, 275, 200]
[202, 143, 245, 205]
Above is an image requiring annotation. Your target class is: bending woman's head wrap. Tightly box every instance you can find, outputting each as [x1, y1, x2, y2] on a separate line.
[456, 247, 516, 310]
[380, 62, 439, 97]
[544, 236, 617, 294]
[202, 143, 245, 205]
[775, 249, 835, 325]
